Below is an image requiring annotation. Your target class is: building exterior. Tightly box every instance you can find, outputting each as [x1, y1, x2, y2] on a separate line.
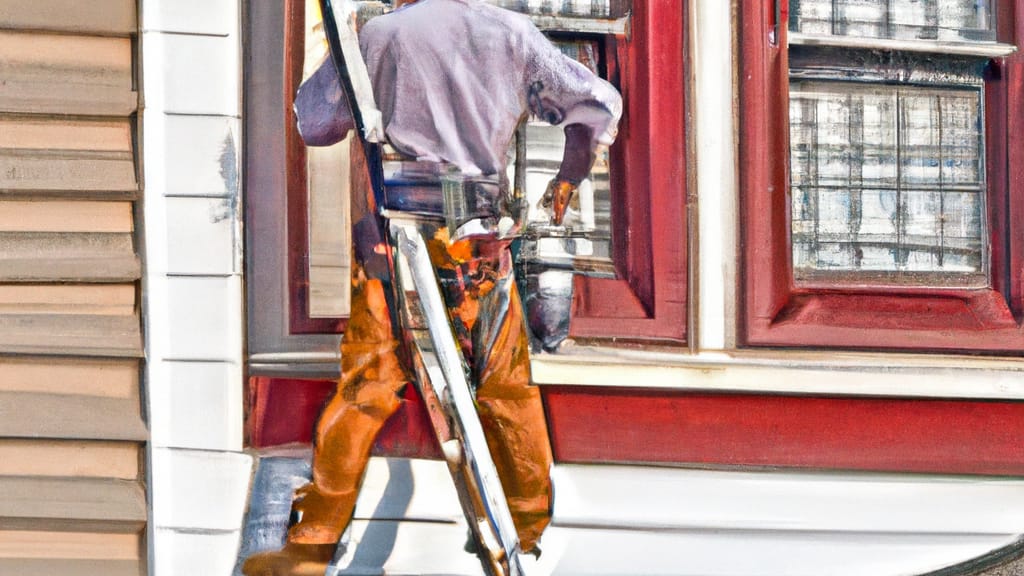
[0, 0, 1022, 574]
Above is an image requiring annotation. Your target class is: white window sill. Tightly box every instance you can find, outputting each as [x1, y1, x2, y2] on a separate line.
[530, 345, 1024, 399]
[788, 32, 1017, 58]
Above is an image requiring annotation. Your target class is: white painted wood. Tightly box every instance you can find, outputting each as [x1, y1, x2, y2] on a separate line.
[788, 32, 1018, 57]
[550, 465, 1024, 535]
[162, 115, 240, 197]
[149, 361, 243, 451]
[692, 0, 737, 351]
[151, 448, 253, 532]
[153, 528, 243, 576]
[248, 457, 1024, 576]
[351, 455, 465, 523]
[141, 2, 246, 575]
[533, 527, 1020, 576]
[143, 0, 238, 37]
[163, 276, 243, 362]
[165, 197, 239, 275]
[532, 348, 1024, 399]
[347, 459, 1024, 537]
[328, 520, 484, 576]
[153, 33, 240, 117]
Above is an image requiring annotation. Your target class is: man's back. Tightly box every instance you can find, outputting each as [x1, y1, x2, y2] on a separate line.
[360, 0, 536, 176]
[297, 0, 621, 179]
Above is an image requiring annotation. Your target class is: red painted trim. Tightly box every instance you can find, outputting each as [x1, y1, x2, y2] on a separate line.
[1005, 20, 1024, 319]
[739, 0, 1024, 353]
[285, 0, 347, 335]
[246, 377, 441, 459]
[247, 376, 334, 447]
[544, 386, 1024, 476]
[571, 0, 688, 344]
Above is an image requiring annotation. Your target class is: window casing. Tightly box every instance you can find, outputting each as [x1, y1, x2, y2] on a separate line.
[740, 0, 1024, 353]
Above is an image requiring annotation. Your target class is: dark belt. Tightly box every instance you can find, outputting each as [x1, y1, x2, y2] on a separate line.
[381, 159, 521, 236]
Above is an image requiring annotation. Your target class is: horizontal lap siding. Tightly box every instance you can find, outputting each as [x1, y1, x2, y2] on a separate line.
[0, 2, 146, 575]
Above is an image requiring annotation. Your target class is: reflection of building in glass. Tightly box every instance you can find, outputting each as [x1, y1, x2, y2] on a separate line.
[790, 82, 986, 282]
[519, 39, 615, 274]
[486, 0, 628, 18]
[787, 2, 997, 287]
[790, 0, 995, 41]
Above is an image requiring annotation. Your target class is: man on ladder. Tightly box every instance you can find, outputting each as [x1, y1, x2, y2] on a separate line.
[243, 1, 621, 574]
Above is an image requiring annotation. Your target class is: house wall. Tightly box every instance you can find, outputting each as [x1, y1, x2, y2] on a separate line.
[0, 1, 148, 574]
[140, 0, 252, 573]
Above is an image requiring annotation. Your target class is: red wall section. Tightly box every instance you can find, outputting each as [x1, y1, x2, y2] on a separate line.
[544, 386, 1024, 476]
[247, 377, 441, 459]
[248, 378, 1024, 475]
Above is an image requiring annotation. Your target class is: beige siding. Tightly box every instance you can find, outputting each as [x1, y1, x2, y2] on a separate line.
[0, 0, 136, 35]
[0, 2, 146, 575]
[0, 117, 137, 196]
[0, 32, 136, 117]
[0, 440, 140, 480]
[0, 284, 136, 316]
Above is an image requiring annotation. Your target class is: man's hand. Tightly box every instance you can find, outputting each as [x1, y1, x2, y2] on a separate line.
[541, 179, 578, 226]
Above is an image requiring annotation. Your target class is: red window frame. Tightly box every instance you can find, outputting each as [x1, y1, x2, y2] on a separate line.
[739, 0, 1024, 353]
[283, 0, 689, 344]
[284, 0, 347, 334]
[569, 0, 688, 344]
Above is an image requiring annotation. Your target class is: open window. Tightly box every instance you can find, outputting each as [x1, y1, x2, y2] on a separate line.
[740, 0, 1024, 352]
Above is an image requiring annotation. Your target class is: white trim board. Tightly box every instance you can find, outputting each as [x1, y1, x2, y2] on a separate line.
[249, 456, 1024, 576]
[531, 348, 1024, 399]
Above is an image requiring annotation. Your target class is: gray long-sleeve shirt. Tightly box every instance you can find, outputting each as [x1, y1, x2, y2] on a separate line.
[295, 0, 622, 181]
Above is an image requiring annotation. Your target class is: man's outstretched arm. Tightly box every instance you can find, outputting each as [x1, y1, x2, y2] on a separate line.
[524, 28, 623, 225]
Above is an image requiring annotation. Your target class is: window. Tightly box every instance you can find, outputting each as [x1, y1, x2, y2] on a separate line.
[520, 0, 689, 344]
[739, 0, 1024, 352]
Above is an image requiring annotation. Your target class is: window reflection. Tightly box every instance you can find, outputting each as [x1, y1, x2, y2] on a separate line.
[304, 0, 351, 318]
[790, 0, 996, 42]
[790, 81, 987, 284]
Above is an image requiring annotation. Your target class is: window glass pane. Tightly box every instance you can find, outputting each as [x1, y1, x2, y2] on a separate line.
[790, 0, 996, 42]
[789, 80, 986, 285]
[519, 39, 615, 274]
[304, 0, 351, 318]
[485, 0, 630, 18]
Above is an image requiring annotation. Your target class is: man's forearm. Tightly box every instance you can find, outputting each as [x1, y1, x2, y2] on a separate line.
[555, 123, 597, 185]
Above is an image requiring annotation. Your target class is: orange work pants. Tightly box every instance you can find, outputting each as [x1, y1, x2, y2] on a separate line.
[287, 217, 553, 553]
